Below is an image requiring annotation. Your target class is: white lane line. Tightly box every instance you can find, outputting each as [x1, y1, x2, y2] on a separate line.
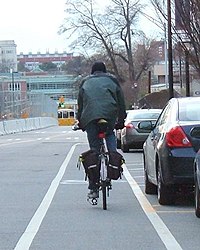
[60, 180, 87, 185]
[128, 168, 143, 171]
[60, 179, 127, 185]
[132, 175, 144, 178]
[123, 164, 183, 250]
[14, 143, 79, 250]
[138, 184, 145, 187]
[0, 139, 39, 147]
[126, 163, 143, 166]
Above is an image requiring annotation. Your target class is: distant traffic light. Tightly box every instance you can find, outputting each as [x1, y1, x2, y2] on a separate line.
[58, 96, 65, 108]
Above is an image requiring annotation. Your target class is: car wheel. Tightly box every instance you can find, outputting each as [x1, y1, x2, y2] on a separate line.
[121, 142, 129, 153]
[144, 157, 157, 194]
[157, 166, 175, 205]
[194, 174, 200, 218]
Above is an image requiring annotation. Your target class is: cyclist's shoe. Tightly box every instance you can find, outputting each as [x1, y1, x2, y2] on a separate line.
[87, 189, 99, 199]
[106, 179, 112, 189]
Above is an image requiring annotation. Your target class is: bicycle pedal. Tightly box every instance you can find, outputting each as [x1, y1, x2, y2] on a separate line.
[91, 198, 98, 205]
[87, 197, 98, 206]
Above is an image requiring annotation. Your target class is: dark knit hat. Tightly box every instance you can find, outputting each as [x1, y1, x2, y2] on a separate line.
[91, 61, 107, 74]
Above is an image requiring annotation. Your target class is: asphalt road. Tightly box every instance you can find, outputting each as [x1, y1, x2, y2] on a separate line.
[0, 125, 199, 250]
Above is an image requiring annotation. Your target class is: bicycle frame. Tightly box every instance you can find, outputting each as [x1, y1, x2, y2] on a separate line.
[89, 122, 112, 210]
[99, 132, 108, 181]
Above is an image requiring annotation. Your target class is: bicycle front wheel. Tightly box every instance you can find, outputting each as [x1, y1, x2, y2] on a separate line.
[102, 183, 107, 210]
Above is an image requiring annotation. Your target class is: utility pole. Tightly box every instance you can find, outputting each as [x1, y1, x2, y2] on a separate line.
[164, 23, 168, 88]
[185, 48, 190, 96]
[148, 71, 151, 94]
[167, 0, 174, 99]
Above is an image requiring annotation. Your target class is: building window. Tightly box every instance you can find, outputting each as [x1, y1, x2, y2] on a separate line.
[7, 50, 13, 54]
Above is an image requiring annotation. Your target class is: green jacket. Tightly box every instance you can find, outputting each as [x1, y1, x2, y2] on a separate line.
[77, 72, 126, 129]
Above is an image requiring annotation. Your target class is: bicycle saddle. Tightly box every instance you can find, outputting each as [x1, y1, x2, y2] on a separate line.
[97, 119, 108, 132]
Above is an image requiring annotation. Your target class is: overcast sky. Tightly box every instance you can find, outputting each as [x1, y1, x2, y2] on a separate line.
[0, 0, 67, 54]
[0, 0, 159, 55]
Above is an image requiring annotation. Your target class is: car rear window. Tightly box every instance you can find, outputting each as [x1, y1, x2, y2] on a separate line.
[179, 106, 200, 121]
[127, 112, 160, 120]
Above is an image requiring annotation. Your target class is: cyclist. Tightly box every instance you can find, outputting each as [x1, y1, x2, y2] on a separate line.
[77, 61, 127, 199]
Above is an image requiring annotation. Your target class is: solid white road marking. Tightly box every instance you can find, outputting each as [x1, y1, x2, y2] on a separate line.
[0, 139, 40, 147]
[60, 180, 87, 185]
[60, 179, 127, 185]
[126, 163, 143, 167]
[123, 164, 183, 250]
[14, 143, 79, 250]
[132, 175, 144, 178]
[128, 168, 143, 171]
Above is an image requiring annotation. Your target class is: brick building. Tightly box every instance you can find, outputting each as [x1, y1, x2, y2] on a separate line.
[17, 51, 74, 71]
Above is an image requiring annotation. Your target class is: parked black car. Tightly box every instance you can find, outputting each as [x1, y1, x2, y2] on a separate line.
[191, 127, 200, 217]
[139, 97, 200, 205]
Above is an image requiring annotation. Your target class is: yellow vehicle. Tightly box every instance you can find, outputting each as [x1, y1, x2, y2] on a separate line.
[58, 108, 76, 126]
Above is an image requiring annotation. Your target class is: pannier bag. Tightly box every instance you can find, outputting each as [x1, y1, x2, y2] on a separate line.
[77, 150, 125, 181]
[107, 151, 125, 180]
[78, 150, 99, 182]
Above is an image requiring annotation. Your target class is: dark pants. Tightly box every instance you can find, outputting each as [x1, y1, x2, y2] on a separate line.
[85, 120, 117, 190]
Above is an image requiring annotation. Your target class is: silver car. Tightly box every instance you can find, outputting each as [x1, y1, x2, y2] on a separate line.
[120, 109, 162, 152]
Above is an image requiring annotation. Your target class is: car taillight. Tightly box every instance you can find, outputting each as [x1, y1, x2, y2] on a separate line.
[125, 123, 134, 129]
[166, 126, 192, 147]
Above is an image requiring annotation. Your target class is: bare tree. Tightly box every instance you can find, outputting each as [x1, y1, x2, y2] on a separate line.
[105, 0, 144, 83]
[60, 0, 121, 80]
[60, 0, 164, 106]
[150, 0, 200, 77]
[60, 0, 147, 82]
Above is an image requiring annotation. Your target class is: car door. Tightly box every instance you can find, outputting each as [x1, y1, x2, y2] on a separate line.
[145, 103, 172, 183]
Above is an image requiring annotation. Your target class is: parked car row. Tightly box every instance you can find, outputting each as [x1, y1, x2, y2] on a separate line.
[117, 97, 200, 218]
[117, 109, 162, 152]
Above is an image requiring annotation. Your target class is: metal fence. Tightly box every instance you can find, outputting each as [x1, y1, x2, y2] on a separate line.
[0, 90, 57, 120]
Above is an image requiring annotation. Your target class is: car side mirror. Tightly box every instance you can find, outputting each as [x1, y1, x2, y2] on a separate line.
[191, 127, 200, 138]
[190, 127, 200, 152]
[138, 121, 154, 132]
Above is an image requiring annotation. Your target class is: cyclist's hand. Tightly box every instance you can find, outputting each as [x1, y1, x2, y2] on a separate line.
[72, 121, 81, 131]
[115, 121, 124, 130]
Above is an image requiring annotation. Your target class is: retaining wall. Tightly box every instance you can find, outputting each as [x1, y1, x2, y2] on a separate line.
[0, 117, 58, 135]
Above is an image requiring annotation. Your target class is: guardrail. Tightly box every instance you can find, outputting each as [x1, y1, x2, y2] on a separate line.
[0, 117, 58, 135]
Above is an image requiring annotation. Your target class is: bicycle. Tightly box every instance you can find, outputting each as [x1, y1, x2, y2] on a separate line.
[88, 119, 112, 210]
[73, 119, 123, 210]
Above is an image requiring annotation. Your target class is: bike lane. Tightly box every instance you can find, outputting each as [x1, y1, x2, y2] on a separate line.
[15, 142, 181, 250]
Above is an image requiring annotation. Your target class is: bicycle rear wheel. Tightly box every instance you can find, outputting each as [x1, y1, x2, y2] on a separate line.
[102, 183, 107, 210]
